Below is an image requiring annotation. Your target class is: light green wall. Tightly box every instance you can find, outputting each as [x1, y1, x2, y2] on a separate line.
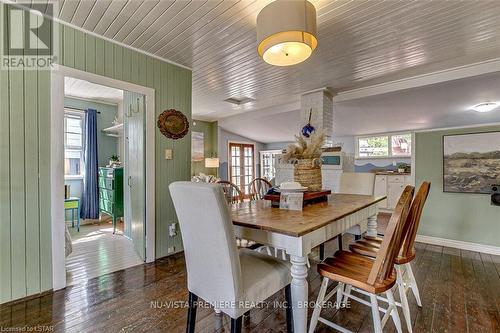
[191, 120, 218, 176]
[415, 126, 500, 247]
[0, 5, 191, 303]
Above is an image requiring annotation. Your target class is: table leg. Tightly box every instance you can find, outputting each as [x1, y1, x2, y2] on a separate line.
[71, 209, 74, 228]
[290, 255, 309, 333]
[367, 214, 378, 237]
[77, 203, 80, 232]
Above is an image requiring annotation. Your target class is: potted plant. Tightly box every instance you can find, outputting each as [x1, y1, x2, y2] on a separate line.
[282, 130, 325, 191]
[396, 162, 406, 173]
[109, 155, 120, 167]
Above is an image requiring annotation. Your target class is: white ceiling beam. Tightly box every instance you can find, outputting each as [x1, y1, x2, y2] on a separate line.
[334, 58, 500, 103]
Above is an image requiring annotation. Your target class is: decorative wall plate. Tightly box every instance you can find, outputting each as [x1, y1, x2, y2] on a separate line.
[157, 109, 189, 139]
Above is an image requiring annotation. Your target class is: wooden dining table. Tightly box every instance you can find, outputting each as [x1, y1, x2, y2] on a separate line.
[231, 193, 386, 333]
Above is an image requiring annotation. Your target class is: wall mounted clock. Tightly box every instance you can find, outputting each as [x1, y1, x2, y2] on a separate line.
[157, 109, 189, 140]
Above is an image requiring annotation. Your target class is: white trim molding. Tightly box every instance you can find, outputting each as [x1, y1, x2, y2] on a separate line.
[51, 65, 156, 291]
[416, 235, 500, 256]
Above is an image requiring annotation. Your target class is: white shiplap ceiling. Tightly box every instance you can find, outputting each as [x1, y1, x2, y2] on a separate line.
[65, 76, 123, 104]
[218, 71, 500, 143]
[25, 0, 500, 120]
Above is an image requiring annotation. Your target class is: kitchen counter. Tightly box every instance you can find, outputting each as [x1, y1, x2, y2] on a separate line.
[374, 171, 411, 175]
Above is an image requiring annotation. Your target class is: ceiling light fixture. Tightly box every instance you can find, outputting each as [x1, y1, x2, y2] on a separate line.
[471, 102, 499, 113]
[224, 97, 255, 105]
[256, 0, 318, 66]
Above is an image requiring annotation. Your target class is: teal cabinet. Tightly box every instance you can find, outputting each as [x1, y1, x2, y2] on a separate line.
[98, 167, 124, 233]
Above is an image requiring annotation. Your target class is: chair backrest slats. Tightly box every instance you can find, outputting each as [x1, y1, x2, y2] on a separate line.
[368, 185, 414, 285]
[400, 182, 431, 259]
[217, 180, 244, 204]
[249, 178, 272, 201]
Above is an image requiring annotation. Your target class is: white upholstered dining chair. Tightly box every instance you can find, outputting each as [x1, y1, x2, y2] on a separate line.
[319, 172, 376, 259]
[340, 172, 376, 238]
[169, 182, 293, 333]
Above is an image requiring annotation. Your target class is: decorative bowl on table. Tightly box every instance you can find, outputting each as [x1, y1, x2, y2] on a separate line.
[275, 181, 308, 193]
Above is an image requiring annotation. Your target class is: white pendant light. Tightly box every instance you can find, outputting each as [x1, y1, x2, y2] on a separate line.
[257, 0, 318, 66]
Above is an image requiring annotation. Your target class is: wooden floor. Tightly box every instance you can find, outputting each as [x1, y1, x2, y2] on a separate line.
[2, 222, 499, 332]
[66, 219, 143, 287]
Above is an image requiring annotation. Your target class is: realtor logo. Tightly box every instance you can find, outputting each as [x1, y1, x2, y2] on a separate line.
[1, 2, 58, 70]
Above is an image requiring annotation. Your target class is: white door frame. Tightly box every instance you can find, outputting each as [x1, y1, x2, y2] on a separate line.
[51, 65, 156, 291]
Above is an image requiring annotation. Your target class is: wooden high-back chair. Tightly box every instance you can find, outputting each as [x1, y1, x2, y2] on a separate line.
[348, 181, 431, 333]
[217, 180, 244, 204]
[368, 185, 414, 285]
[399, 181, 431, 260]
[309, 185, 414, 333]
[249, 177, 272, 201]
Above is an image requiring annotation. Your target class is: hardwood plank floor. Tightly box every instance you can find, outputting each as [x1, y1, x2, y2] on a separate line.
[66, 219, 143, 287]
[1, 224, 499, 332]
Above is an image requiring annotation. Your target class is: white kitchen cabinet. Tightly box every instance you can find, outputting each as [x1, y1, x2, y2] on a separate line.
[374, 175, 388, 208]
[375, 174, 413, 211]
[387, 182, 406, 209]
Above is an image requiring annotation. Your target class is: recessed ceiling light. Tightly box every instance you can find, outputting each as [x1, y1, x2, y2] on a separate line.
[224, 97, 255, 106]
[471, 102, 498, 113]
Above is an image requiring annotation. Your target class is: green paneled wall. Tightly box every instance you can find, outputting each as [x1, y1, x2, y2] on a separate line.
[0, 4, 52, 303]
[191, 120, 218, 176]
[415, 126, 500, 247]
[0, 5, 192, 303]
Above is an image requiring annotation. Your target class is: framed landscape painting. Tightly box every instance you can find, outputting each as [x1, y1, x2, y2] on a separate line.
[191, 131, 204, 162]
[443, 131, 500, 194]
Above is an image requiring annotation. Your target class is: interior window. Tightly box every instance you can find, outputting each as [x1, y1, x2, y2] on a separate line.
[391, 133, 412, 156]
[357, 133, 412, 158]
[64, 112, 84, 177]
[358, 136, 389, 157]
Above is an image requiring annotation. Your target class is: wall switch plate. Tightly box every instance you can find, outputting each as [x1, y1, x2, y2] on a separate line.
[165, 149, 172, 160]
[169, 223, 177, 237]
[167, 246, 175, 254]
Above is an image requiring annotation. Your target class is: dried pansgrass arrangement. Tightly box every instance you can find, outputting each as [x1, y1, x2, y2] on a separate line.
[282, 130, 326, 162]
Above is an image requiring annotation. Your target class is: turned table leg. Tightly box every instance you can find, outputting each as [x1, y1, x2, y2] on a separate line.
[290, 255, 309, 333]
[366, 214, 378, 237]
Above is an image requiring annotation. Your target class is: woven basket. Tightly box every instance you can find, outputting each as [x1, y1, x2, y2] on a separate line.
[293, 158, 322, 191]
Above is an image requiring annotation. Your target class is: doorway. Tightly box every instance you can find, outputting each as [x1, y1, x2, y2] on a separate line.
[51, 66, 156, 291]
[228, 142, 255, 196]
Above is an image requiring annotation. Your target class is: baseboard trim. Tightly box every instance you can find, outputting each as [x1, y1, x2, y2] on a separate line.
[416, 235, 500, 256]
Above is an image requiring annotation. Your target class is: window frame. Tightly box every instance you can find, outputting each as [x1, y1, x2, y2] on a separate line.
[259, 149, 282, 181]
[227, 141, 256, 197]
[355, 132, 412, 159]
[64, 109, 85, 179]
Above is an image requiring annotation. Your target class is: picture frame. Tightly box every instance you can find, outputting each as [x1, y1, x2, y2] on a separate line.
[443, 131, 500, 194]
[191, 131, 204, 162]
